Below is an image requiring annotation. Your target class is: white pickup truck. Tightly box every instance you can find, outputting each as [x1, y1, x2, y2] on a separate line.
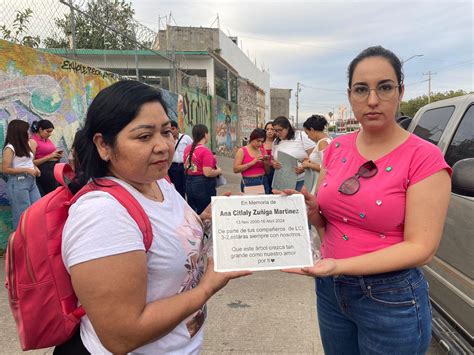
[407, 94, 474, 353]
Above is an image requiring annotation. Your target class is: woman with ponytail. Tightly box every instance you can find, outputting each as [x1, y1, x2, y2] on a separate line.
[57, 81, 249, 354]
[30, 119, 63, 195]
[183, 124, 222, 214]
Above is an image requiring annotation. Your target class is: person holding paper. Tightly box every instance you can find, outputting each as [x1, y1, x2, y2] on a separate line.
[284, 46, 451, 354]
[233, 128, 271, 194]
[58, 81, 250, 354]
[271, 116, 315, 191]
[301, 115, 332, 193]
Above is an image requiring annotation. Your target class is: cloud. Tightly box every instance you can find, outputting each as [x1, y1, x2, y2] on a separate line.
[132, 0, 473, 115]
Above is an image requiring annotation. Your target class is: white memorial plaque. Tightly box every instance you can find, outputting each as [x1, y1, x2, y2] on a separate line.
[212, 194, 313, 272]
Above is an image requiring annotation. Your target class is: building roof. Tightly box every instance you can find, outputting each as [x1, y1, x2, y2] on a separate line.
[40, 48, 209, 57]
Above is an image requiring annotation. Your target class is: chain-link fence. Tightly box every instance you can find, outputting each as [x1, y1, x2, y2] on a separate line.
[0, 0, 208, 95]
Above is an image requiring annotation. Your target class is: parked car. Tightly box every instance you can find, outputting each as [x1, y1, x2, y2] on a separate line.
[406, 94, 474, 353]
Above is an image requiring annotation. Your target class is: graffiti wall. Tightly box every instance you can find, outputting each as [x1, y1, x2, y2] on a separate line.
[181, 88, 212, 147]
[214, 96, 238, 157]
[0, 40, 120, 247]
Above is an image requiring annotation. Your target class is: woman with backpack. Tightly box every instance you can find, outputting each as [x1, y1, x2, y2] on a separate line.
[183, 124, 222, 215]
[57, 81, 250, 354]
[2, 120, 41, 229]
[30, 119, 63, 195]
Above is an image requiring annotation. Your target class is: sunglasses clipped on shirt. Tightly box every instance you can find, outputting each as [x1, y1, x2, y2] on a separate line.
[338, 160, 378, 195]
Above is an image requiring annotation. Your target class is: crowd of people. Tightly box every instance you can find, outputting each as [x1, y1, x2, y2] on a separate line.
[1, 45, 452, 354]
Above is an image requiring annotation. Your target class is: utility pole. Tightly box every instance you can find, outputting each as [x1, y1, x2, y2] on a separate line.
[295, 82, 301, 128]
[423, 71, 437, 103]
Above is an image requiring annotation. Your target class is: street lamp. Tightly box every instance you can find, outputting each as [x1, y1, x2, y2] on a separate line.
[402, 54, 424, 64]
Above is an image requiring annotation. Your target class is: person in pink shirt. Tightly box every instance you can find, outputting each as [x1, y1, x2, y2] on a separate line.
[233, 128, 271, 194]
[263, 121, 275, 191]
[183, 124, 222, 214]
[30, 120, 63, 195]
[284, 46, 452, 354]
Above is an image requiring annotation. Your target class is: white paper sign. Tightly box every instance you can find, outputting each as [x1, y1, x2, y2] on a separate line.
[211, 194, 313, 272]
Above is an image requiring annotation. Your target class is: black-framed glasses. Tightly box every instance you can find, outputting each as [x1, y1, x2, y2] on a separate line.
[273, 127, 286, 133]
[338, 160, 378, 195]
[349, 83, 400, 102]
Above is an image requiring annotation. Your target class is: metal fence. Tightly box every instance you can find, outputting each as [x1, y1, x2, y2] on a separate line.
[1, 0, 207, 95]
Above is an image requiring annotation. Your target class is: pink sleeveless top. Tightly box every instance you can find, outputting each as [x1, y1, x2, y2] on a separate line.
[31, 134, 56, 159]
[241, 146, 266, 177]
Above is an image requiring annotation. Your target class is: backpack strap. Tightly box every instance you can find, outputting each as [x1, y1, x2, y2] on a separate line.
[72, 179, 153, 251]
[174, 134, 185, 150]
[54, 163, 75, 186]
[67, 179, 156, 321]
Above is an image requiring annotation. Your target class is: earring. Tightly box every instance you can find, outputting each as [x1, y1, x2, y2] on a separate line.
[103, 156, 109, 162]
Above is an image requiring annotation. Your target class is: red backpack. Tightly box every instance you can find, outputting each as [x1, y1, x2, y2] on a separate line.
[4, 164, 153, 350]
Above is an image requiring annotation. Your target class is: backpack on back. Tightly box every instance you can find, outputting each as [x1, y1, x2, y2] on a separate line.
[4, 163, 153, 350]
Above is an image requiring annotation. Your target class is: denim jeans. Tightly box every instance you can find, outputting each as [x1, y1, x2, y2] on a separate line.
[6, 174, 41, 229]
[186, 174, 216, 215]
[241, 175, 271, 194]
[295, 179, 304, 192]
[316, 268, 431, 355]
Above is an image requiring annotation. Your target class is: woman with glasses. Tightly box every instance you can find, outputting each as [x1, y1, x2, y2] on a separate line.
[233, 128, 271, 194]
[284, 46, 451, 354]
[271, 116, 315, 191]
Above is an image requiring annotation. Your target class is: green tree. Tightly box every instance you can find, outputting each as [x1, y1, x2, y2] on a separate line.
[0, 8, 40, 47]
[400, 90, 470, 117]
[44, 0, 136, 50]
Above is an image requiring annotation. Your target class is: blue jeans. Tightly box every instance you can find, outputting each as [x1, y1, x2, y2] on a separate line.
[6, 174, 41, 229]
[295, 179, 304, 191]
[316, 268, 431, 355]
[186, 175, 216, 215]
[241, 175, 271, 194]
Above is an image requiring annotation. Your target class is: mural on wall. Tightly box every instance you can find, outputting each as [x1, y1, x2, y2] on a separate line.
[0, 40, 184, 247]
[215, 97, 238, 157]
[181, 88, 212, 147]
[0, 39, 119, 247]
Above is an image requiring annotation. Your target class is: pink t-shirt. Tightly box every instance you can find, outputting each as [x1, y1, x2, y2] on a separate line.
[241, 146, 266, 177]
[31, 134, 56, 159]
[183, 144, 216, 176]
[317, 132, 451, 259]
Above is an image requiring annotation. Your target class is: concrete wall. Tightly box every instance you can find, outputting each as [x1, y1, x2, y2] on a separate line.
[156, 26, 220, 52]
[270, 88, 292, 119]
[237, 79, 258, 143]
[218, 31, 270, 120]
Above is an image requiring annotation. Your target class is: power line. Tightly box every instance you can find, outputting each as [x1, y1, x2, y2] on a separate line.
[299, 83, 346, 93]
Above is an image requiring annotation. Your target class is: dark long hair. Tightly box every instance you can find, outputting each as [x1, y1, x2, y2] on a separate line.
[273, 116, 295, 144]
[31, 119, 54, 133]
[186, 124, 208, 170]
[4, 120, 32, 157]
[73, 80, 168, 190]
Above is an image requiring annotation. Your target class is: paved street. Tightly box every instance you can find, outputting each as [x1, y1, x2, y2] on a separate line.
[0, 156, 443, 354]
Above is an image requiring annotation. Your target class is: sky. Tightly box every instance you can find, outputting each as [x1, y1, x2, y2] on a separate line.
[130, 0, 473, 122]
